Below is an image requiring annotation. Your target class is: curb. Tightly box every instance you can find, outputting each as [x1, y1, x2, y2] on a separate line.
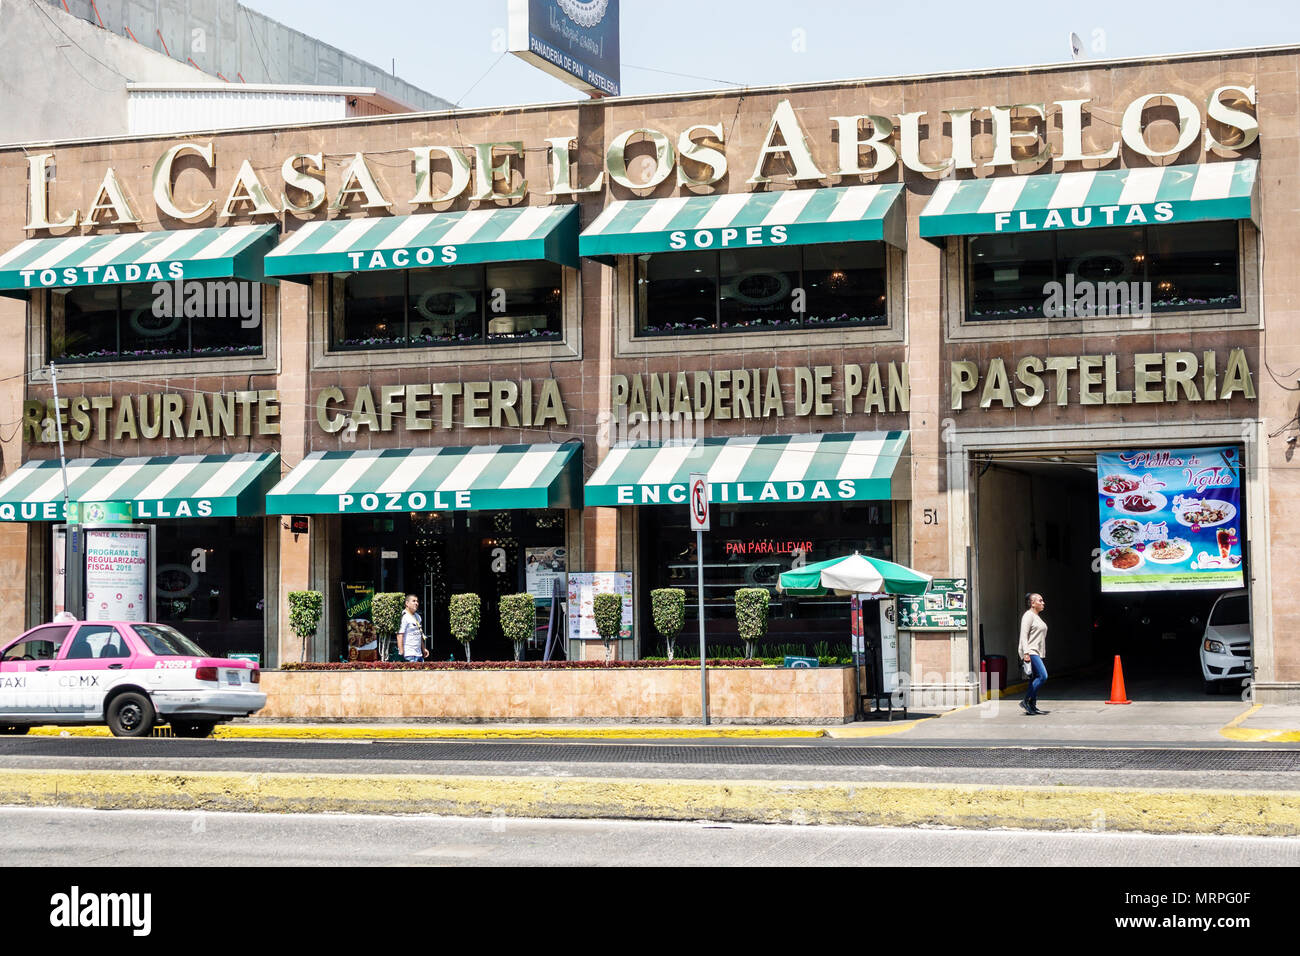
[1219, 704, 1300, 743]
[1, 768, 1297, 835]
[824, 701, 972, 738]
[27, 724, 829, 741]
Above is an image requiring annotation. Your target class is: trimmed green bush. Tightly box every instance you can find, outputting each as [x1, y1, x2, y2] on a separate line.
[287, 590, 323, 663]
[371, 592, 407, 661]
[651, 588, 686, 661]
[449, 593, 481, 662]
[499, 593, 536, 662]
[593, 592, 624, 658]
[734, 588, 771, 659]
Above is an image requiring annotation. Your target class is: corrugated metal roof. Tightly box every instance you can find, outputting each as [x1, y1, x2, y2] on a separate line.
[126, 85, 407, 135]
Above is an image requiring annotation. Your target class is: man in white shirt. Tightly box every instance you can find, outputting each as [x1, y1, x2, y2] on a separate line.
[398, 594, 428, 662]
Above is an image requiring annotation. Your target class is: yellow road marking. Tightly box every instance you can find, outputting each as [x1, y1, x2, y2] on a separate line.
[1219, 703, 1300, 743]
[27, 724, 828, 741]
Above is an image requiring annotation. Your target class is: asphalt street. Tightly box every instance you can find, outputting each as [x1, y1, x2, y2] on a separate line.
[4, 806, 1298, 866]
[3, 735, 1299, 790]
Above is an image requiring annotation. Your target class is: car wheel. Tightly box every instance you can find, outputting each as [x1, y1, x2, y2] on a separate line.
[170, 720, 216, 739]
[0, 725, 28, 735]
[107, 692, 156, 738]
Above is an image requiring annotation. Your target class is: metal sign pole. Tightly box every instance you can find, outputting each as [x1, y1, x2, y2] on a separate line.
[697, 526, 708, 725]
[689, 473, 710, 726]
[49, 362, 83, 619]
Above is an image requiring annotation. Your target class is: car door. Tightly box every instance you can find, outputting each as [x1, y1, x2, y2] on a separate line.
[0, 625, 73, 719]
[50, 624, 131, 719]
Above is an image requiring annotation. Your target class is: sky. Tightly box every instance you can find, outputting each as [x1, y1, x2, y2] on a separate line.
[242, 0, 1300, 110]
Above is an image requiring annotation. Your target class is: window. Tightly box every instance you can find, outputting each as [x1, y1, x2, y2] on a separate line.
[330, 262, 564, 350]
[639, 501, 892, 643]
[62, 625, 125, 660]
[153, 517, 263, 659]
[966, 222, 1241, 321]
[635, 242, 888, 336]
[1211, 595, 1249, 627]
[0, 626, 71, 662]
[49, 281, 264, 363]
[134, 624, 209, 658]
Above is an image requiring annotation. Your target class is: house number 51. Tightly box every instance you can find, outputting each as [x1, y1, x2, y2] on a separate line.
[923, 508, 939, 525]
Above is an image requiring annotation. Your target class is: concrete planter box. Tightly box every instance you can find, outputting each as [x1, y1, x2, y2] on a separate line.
[259, 666, 857, 724]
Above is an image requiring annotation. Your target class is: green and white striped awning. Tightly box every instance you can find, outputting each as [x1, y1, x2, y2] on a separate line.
[585, 431, 910, 506]
[0, 225, 279, 298]
[265, 205, 580, 279]
[266, 444, 582, 515]
[0, 452, 280, 521]
[579, 184, 906, 261]
[919, 160, 1259, 241]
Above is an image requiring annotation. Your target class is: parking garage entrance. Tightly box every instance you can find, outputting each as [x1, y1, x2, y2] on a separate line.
[971, 447, 1251, 701]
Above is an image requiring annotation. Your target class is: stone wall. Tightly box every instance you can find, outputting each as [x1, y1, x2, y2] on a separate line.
[259, 666, 857, 723]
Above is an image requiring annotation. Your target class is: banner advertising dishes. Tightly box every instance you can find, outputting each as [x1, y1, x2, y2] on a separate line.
[1096, 447, 1243, 592]
[84, 529, 149, 621]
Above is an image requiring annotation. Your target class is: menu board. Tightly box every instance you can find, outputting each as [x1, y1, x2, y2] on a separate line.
[526, 546, 567, 605]
[84, 529, 149, 622]
[340, 582, 374, 620]
[1097, 446, 1243, 592]
[566, 571, 633, 643]
[898, 578, 967, 631]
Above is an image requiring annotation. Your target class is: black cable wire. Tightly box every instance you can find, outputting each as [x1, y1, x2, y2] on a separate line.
[454, 51, 507, 109]
[622, 63, 746, 88]
[240, 4, 276, 84]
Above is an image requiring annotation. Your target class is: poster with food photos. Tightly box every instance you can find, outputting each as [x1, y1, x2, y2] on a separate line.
[1096, 447, 1243, 592]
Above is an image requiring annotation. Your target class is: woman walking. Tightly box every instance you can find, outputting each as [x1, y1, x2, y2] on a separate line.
[1019, 592, 1049, 715]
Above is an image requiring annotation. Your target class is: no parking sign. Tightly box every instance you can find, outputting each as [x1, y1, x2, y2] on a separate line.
[688, 473, 710, 531]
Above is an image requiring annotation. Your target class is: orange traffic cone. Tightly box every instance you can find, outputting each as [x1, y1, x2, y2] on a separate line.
[1105, 655, 1131, 704]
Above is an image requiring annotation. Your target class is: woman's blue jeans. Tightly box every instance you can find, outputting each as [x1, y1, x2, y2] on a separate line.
[1027, 654, 1048, 703]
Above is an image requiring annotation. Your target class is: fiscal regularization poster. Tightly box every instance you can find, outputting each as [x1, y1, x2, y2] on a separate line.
[84, 529, 149, 621]
[1096, 446, 1243, 593]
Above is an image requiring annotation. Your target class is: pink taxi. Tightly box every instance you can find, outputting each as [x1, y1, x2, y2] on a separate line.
[0, 621, 265, 738]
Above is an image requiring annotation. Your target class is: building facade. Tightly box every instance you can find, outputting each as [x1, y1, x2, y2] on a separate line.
[0, 45, 1295, 703]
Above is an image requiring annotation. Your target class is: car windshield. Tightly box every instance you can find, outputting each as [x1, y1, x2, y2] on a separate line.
[1211, 596, 1249, 627]
[132, 624, 210, 657]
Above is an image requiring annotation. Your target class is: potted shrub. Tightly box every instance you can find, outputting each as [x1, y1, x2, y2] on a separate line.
[499, 592, 536, 662]
[287, 590, 323, 663]
[593, 592, 624, 661]
[449, 593, 481, 662]
[651, 588, 686, 661]
[371, 592, 406, 662]
[734, 588, 770, 660]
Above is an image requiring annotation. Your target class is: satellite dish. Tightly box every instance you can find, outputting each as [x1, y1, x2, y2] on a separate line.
[1069, 32, 1084, 60]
